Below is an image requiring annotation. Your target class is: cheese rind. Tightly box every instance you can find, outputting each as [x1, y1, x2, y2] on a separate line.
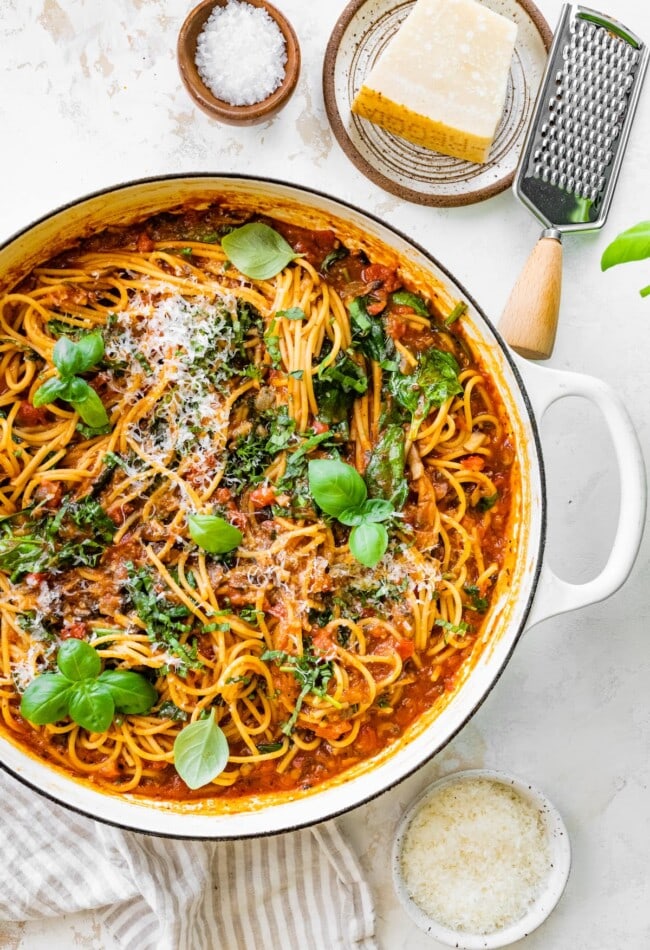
[351, 0, 518, 164]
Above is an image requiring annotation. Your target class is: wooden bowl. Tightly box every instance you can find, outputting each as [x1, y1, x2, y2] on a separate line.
[177, 0, 300, 124]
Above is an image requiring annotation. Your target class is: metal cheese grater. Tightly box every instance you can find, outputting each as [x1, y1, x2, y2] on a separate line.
[499, 4, 648, 359]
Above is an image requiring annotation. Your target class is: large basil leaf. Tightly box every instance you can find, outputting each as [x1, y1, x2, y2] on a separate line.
[67, 680, 115, 732]
[98, 669, 158, 714]
[221, 223, 297, 280]
[188, 514, 242, 554]
[308, 459, 367, 517]
[349, 522, 388, 567]
[20, 673, 72, 725]
[173, 710, 229, 789]
[57, 638, 101, 681]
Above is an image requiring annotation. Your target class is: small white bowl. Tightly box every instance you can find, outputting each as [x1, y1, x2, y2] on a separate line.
[392, 769, 571, 949]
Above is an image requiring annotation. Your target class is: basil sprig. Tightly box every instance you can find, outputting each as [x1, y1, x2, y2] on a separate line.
[601, 220, 650, 297]
[187, 514, 242, 554]
[173, 709, 229, 789]
[308, 459, 395, 567]
[20, 640, 157, 733]
[221, 223, 297, 280]
[32, 331, 109, 428]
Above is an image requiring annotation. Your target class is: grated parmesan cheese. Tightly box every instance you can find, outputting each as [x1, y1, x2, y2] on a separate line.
[195, 0, 287, 107]
[400, 778, 552, 934]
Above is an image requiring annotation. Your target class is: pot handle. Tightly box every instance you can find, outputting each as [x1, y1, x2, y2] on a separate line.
[518, 360, 646, 630]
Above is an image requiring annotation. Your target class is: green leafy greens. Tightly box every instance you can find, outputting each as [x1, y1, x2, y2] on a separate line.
[261, 649, 339, 735]
[173, 709, 229, 789]
[124, 564, 201, 674]
[32, 331, 109, 428]
[348, 296, 398, 370]
[187, 514, 242, 554]
[388, 348, 462, 421]
[601, 220, 650, 297]
[307, 458, 396, 567]
[221, 223, 297, 280]
[0, 495, 116, 582]
[20, 640, 157, 732]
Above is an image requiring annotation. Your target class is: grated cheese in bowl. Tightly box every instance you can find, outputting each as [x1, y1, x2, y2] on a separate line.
[393, 771, 571, 949]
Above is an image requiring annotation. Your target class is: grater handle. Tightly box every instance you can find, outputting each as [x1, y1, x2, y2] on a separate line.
[499, 229, 563, 360]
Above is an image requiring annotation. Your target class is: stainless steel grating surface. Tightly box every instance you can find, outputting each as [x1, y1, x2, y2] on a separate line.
[514, 4, 648, 232]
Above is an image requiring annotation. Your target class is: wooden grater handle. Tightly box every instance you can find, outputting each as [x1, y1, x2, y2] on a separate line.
[499, 229, 563, 360]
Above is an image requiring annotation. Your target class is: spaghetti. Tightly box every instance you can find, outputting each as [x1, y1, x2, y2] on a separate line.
[0, 206, 516, 799]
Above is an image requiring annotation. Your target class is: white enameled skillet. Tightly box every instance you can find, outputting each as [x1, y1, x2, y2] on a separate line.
[0, 175, 644, 838]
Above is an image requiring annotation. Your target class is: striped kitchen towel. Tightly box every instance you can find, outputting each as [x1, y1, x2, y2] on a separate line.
[0, 769, 376, 950]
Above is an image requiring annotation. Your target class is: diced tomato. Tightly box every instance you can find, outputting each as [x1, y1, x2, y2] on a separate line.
[15, 402, 50, 426]
[366, 299, 386, 316]
[249, 485, 276, 509]
[136, 232, 155, 253]
[311, 630, 337, 657]
[462, 455, 485, 471]
[312, 420, 330, 434]
[395, 639, 415, 660]
[60, 622, 89, 640]
[361, 263, 401, 292]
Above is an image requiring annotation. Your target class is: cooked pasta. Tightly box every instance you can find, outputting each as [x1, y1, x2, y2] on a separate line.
[0, 205, 516, 799]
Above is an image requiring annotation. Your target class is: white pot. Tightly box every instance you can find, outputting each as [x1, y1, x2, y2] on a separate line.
[0, 176, 645, 838]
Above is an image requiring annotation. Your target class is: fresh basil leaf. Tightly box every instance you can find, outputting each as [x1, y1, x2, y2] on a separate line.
[69, 381, 109, 428]
[601, 220, 650, 271]
[74, 331, 105, 373]
[32, 376, 68, 407]
[221, 223, 297, 280]
[68, 680, 115, 732]
[173, 709, 229, 789]
[0, 537, 50, 582]
[391, 290, 429, 316]
[276, 307, 306, 321]
[338, 498, 394, 527]
[389, 349, 462, 418]
[365, 424, 408, 509]
[57, 638, 101, 681]
[98, 669, 158, 714]
[53, 336, 85, 377]
[349, 522, 388, 567]
[188, 514, 242, 554]
[308, 459, 367, 517]
[20, 673, 72, 725]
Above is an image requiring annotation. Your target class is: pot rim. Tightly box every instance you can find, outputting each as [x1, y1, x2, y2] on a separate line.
[0, 174, 547, 838]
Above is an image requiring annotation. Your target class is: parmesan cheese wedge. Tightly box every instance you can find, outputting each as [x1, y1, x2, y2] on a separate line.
[351, 0, 518, 164]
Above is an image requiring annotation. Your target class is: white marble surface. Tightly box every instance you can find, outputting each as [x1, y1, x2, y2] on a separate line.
[0, 1, 649, 948]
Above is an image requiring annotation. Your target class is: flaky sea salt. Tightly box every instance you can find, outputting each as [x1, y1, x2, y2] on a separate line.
[195, 0, 287, 106]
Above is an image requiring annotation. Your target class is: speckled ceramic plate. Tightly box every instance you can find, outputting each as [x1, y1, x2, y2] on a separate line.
[323, 0, 552, 206]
